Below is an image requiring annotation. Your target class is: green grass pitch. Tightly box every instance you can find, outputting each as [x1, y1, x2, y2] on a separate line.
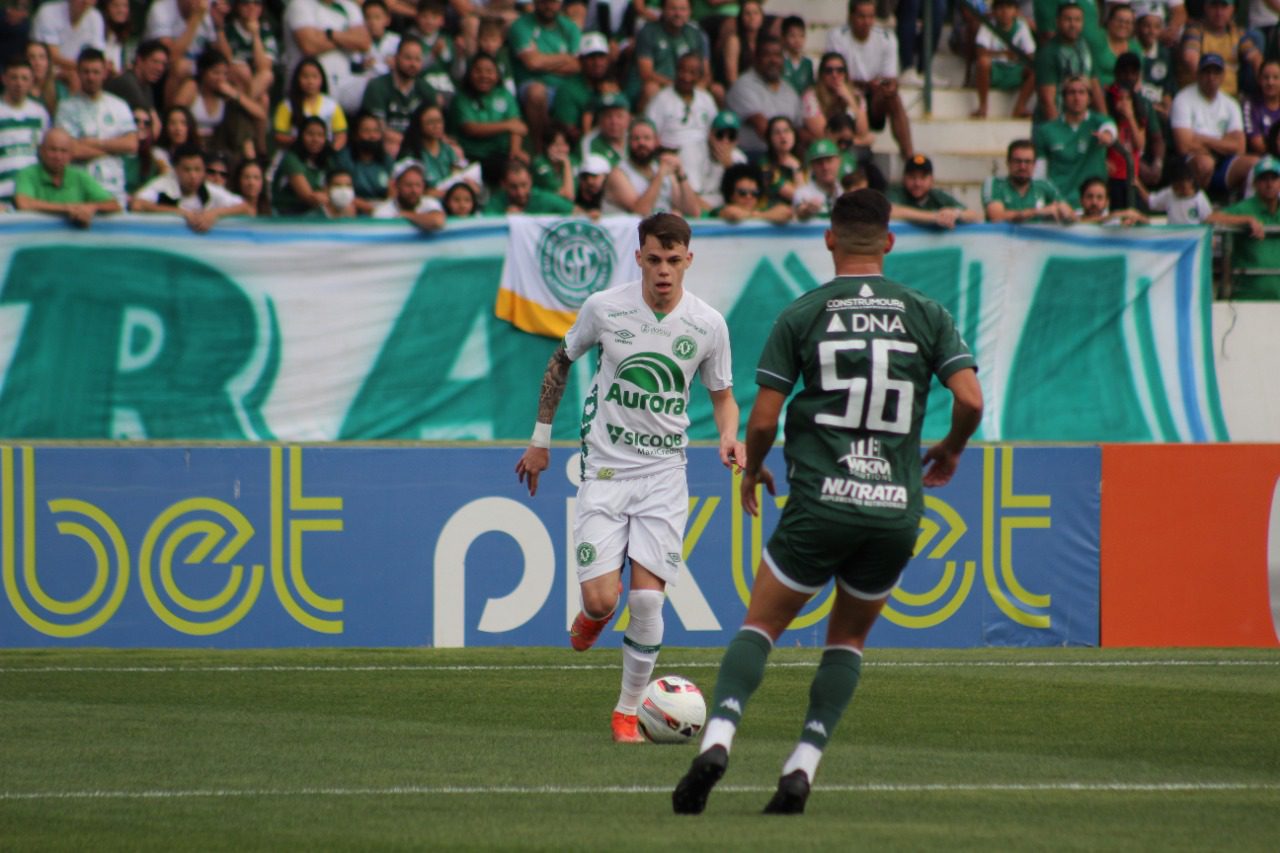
[2, 647, 1278, 851]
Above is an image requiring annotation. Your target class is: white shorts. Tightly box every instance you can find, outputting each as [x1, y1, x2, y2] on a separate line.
[573, 469, 688, 585]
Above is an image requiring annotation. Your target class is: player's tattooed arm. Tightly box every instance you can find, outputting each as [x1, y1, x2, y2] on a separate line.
[536, 344, 573, 423]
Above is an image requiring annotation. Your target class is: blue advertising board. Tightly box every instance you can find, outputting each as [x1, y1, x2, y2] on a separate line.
[0, 444, 1099, 648]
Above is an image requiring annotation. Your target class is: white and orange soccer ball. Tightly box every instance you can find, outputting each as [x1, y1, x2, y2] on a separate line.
[637, 675, 706, 744]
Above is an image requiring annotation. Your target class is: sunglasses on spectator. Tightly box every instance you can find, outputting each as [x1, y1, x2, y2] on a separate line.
[835, 137, 853, 149]
[207, 168, 229, 177]
[734, 187, 760, 197]
[715, 130, 737, 140]
[822, 66, 848, 75]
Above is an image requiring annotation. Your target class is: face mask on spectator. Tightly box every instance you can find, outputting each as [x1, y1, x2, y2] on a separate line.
[330, 186, 356, 209]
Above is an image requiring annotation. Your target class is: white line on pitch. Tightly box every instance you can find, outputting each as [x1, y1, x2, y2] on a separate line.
[1, 660, 1278, 674]
[2, 782, 1278, 802]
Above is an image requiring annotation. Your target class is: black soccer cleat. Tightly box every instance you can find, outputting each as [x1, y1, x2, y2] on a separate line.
[671, 745, 728, 815]
[762, 769, 811, 815]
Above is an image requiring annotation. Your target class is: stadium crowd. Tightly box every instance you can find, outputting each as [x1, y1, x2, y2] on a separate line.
[0, 0, 1277, 295]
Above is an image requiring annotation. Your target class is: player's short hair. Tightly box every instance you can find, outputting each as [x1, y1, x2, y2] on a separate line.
[781, 15, 806, 35]
[503, 158, 532, 181]
[363, 0, 388, 13]
[135, 39, 168, 61]
[830, 188, 891, 254]
[77, 47, 106, 65]
[1079, 176, 1107, 196]
[4, 55, 33, 74]
[172, 143, 205, 165]
[638, 212, 691, 249]
[417, 0, 447, 15]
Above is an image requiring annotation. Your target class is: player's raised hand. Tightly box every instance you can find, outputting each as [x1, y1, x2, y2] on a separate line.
[515, 446, 550, 496]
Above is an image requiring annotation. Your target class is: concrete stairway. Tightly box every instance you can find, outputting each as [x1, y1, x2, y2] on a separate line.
[766, 0, 1033, 210]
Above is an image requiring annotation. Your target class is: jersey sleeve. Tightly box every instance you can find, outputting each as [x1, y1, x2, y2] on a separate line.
[927, 303, 977, 383]
[563, 295, 603, 361]
[697, 313, 734, 392]
[755, 313, 800, 394]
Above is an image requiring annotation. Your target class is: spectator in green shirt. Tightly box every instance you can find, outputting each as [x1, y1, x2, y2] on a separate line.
[983, 138, 1075, 223]
[633, 0, 711, 109]
[449, 53, 527, 167]
[272, 116, 333, 216]
[333, 110, 394, 214]
[1035, 1, 1106, 122]
[510, 0, 582, 154]
[550, 31, 619, 144]
[888, 153, 981, 229]
[1209, 155, 1280, 299]
[484, 158, 576, 214]
[14, 127, 121, 226]
[1033, 75, 1116, 206]
[359, 37, 437, 158]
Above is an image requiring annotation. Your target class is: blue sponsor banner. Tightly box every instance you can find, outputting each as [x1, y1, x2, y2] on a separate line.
[0, 444, 1099, 648]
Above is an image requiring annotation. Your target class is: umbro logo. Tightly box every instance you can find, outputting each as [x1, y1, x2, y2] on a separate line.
[613, 329, 634, 340]
[805, 720, 828, 737]
[719, 698, 743, 714]
[607, 424, 625, 443]
[859, 283, 874, 297]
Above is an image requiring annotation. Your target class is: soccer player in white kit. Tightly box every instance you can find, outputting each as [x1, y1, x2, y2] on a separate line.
[516, 212, 745, 743]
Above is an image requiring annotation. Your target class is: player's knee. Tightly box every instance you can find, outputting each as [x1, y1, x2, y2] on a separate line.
[625, 588, 665, 641]
[582, 583, 621, 619]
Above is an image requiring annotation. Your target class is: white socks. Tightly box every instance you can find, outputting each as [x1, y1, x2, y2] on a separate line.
[615, 588, 664, 715]
[781, 742, 823, 783]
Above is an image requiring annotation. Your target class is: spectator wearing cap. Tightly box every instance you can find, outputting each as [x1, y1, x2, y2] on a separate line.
[551, 32, 619, 143]
[579, 91, 630, 168]
[631, 0, 712, 111]
[130, 142, 251, 230]
[603, 116, 702, 216]
[983, 138, 1075, 223]
[509, 0, 581, 154]
[1129, 0, 1186, 50]
[1036, 1, 1106, 122]
[359, 37, 438, 158]
[486, 157, 575, 214]
[575, 153, 610, 214]
[1180, 0, 1261, 99]
[710, 161, 791, 224]
[1034, 74, 1117, 206]
[646, 53, 716, 176]
[889, 154, 981, 229]
[1171, 53, 1256, 193]
[1208, 155, 1280, 297]
[824, 0, 912, 158]
[689, 108, 748, 209]
[13, 127, 120, 226]
[373, 158, 444, 230]
[791, 137, 842, 221]
[726, 35, 808, 158]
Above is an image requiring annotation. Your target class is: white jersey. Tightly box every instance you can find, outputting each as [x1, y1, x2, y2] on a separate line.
[564, 282, 732, 481]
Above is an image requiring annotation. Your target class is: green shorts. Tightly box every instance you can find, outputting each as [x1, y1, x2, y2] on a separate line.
[992, 63, 1025, 91]
[764, 499, 918, 599]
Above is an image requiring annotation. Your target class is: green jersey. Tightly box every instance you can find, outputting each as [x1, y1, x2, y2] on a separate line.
[886, 185, 965, 211]
[1033, 111, 1115, 205]
[448, 87, 521, 161]
[981, 176, 1063, 211]
[1223, 196, 1280, 299]
[508, 12, 582, 87]
[359, 73, 437, 136]
[756, 274, 976, 527]
[1034, 36, 1093, 119]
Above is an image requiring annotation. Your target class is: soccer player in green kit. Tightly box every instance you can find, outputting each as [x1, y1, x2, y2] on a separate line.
[673, 188, 983, 815]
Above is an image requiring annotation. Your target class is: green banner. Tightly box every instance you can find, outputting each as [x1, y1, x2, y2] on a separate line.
[0, 216, 1226, 442]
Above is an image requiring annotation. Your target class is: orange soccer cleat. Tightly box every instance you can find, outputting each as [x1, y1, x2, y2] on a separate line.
[611, 711, 645, 744]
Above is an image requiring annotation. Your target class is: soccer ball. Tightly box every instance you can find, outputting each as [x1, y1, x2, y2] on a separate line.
[637, 675, 706, 744]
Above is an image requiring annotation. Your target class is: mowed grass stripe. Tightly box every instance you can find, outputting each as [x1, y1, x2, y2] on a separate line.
[4, 781, 1280, 801]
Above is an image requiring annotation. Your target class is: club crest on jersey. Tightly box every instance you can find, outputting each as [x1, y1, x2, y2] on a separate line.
[672, 335, 697, 360]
